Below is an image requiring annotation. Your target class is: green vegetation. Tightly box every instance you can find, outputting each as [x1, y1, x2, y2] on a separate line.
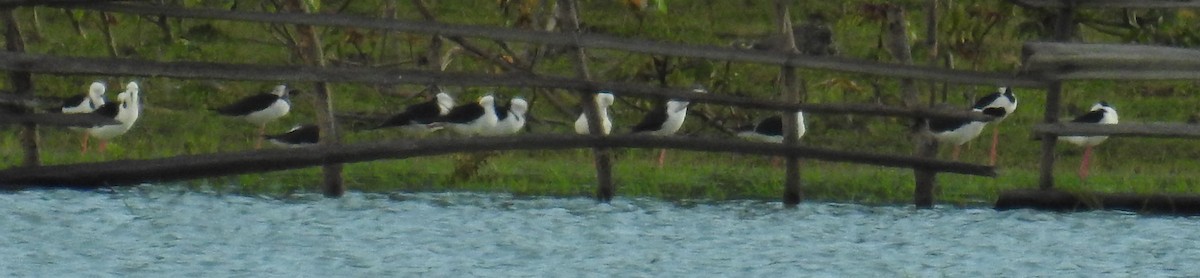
[4, 1, 1200, 206]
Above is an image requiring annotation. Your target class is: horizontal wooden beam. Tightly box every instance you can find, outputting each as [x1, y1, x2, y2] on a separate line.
[995, 189, 1200, 215]
[1010, 0, 1200, 8]
[0, 111, 119, 126]
[0, 51, 995, 121]
[58, 2, 1047, 88]
[1032, 122, 1200, 138]
[1022, 42, 1200, 80]
[0, 134, 995, 189]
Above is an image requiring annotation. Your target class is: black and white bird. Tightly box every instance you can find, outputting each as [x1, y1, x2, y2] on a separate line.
[631, 86, 702, 167]
[373, 91, 455, 136]
[736, 112, 806, 144]
[926, 106, 1006, 160]
[574, 91, 615, 135]
[213, 84, 292, 149]
[974, 87, 1018, 165]
[62, 81, 107, 153]
[265, 124, 320, 148]
[735, 111, 806, 167]
[86, 81, 141, 153]
[432, 95, 498, 136]
[1060, 101, 1118, 180]
[483, 97, 528, 136]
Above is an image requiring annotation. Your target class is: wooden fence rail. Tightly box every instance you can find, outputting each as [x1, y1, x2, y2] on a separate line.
[0, 51, 996, 121]
[1023, 42, 1200, 80]
[58, 2, 1048, 88]
[0, 134, 996, 189]
[1011, 0, 1200, 8]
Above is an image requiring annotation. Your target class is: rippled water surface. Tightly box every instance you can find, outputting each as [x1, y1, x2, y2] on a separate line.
[2, 187, 1199, 277]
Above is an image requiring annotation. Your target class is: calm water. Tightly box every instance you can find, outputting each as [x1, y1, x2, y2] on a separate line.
[2, 186, 1198, 277]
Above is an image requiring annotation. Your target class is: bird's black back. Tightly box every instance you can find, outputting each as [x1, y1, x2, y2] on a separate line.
[438, 103, 484, 123]
[755, 116, 784, 136]
[1071, 109, 1108, 123]
[972, 92, 1002, 110]
[376, 98, 443, 128]
[214, 93, 280, 116]
[631, 102, 669, 133]
[90, 102, 121, 125]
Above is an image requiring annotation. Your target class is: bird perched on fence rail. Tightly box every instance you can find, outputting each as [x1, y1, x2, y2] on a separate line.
[483, 96, 528, 136]
[85, 81, 141, 153]
[1060, 101, 1118, 181]
[632, 85, 703, 167]
[372, 91, 455, 136]
[432, 94, 498, 136]
[213, 84, 293, 149]
[575, 91, 615, 135]
[265, 124, 320, 148]
[975, 87, 1017, 165]
[924, 104, 1005, 161]
[736, 111, 806, 167]
[62, 80, 107, 153]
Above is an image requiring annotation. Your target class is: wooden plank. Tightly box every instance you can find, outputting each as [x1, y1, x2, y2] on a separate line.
[0, 134, 997, 189]
[1023, 42, 1200, 80]
[60, 2, 1048, 88]
[1033, 122, 1200, 138]
[559, 0, 615, 203]
[1011, 0, 1200, 8]
[775, 0, 803, 207]
[995, 189, 1200, 215]
[0, 111, 118, 126]
[0, 51, 997, 121]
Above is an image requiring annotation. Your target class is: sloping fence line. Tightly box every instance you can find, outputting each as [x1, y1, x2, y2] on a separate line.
[0, 1, 1010, 207]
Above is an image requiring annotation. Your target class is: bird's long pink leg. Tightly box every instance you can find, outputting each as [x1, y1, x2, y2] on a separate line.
[952, 145, 962, 161]
[80, 134, 90, 154]
[255, 124, 266, 149]
[1079, 145, 1093, 180]
[98, 140, 108, 153]
[656, 149, 667, 168]
[989, 127, 1000, 166]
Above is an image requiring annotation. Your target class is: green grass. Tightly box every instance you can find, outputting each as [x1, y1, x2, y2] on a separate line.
[5, 1, 1200, 205]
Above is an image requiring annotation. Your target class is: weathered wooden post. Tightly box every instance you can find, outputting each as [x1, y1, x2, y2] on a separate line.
[1038, 1, 1075, 190]
[773, 0, 804, 207]
[3, 7, 39, 167]
[881, 6, 939, 208]
[559, 0, 615, 203]
[281, 0, 344, 197]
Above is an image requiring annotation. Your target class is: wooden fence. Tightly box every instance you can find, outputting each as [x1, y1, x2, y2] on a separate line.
[1, 0, 1061, 208]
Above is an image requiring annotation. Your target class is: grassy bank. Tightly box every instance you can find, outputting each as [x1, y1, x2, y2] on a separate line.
[4, 1, 1200, 205]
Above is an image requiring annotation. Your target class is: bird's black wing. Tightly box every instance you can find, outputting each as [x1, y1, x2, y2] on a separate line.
[265, 124, 320, 144]
[438, 103, 484, 124]
[971, 92, 1002, 109]
[1071, 109, 1108, 124]
[755, 115, 784, 136]
[213, 93, 279, 116]
[631, 104, 668, 133]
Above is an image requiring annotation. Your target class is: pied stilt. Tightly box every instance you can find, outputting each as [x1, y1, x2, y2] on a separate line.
[484, 97, 528, 136]
[574, 91, 615, 135]
[974, 87, 1017, 165]
[1060, 101, 1118, 180]
[632, 86, 702, 167]
[433, 95, 498, 136]
[736, 111, 805, 166]
[62, 81, 107, 153]
[86, 81, 141, 153]
[926, 106, 1006, 160]
[265, 124, 320, 148]
[213, 85, 292, 149]
[373, 91, 455, 136]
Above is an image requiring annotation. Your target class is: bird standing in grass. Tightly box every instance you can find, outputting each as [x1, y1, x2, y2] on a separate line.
[373, 91, 455, 136]
[213, 84, 292, 149]
[433, 95, 498, 136]
[632, 86, 703, 167]
[485, 97, 528, 136]
[974, 87, 1017, 165]
[62, 81, 107, 153]
[575, 91, 615, 135]
[265, 124, 320, 148]
[1060, 101, 1118, 180]
[736, 111, 806, 166]
[86, 81, 141, 153]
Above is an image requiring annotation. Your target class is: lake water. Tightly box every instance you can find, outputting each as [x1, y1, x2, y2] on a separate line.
[2, 186, 1197, 277]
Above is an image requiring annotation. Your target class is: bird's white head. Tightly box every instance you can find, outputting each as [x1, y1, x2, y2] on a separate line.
[125, 81, 139, 92]
[270, 85, 288, 96]
[89, 81, 107, 97]
[435, 92, 455, 113]
[510, 97, 529, 116]
[1091, 101, 1118, 124]
[478, 95, 496, 107]
[596, 91, 615, 107]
